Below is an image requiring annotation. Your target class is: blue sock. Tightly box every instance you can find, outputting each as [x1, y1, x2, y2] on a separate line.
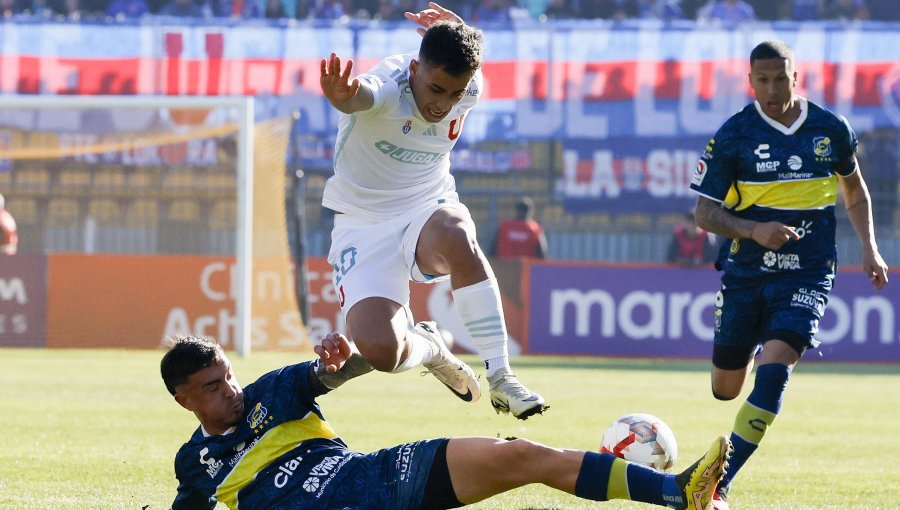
[575, 452, 679, 506]
[574, 451, 613, 501]
[626, 463, 681, 507]
[721, 363, 790, 491]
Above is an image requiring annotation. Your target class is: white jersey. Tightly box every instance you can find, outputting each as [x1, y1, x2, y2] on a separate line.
[322, 52, 482, 221]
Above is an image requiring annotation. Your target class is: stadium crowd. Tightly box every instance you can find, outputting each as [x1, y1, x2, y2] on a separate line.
[1, 0, 897, 24]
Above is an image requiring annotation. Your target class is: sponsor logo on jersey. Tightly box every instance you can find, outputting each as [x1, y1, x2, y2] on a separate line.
[465, 87, 478, 97]
[779, 172, 813, 179]
[402, 120, 411, 134]
[691, 160, 707, 185]
[756, 160, 780, 172]
[422, 124, 437, 136]
[787, 155, 802, 170]
[763, 251, 800, 270]
[395, 443, 415, 481]
[199, 447, 224, 478]
[754, 144, 779, 172]
[729, 239, 740, 255]
[374, 140, 445, 165]
[247, 402, 269, 430]
[791, 287, 826, 315]
[795, 220, 813, 239]
[296, 455, 352, 498]
[229, 437, 261, 467]
[274, 453, 306, 489]
[813, 136, 832, 157]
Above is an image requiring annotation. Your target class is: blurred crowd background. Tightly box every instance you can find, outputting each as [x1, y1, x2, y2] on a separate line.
[1, 0, 897, 24]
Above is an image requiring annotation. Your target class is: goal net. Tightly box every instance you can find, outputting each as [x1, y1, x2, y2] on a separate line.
[0, 96, 306, 355]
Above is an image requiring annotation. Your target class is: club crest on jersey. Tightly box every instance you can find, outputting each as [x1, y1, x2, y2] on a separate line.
[402, 120, 412, 134]
[247, 402, 270, 430]
[813, 136, 832, 157]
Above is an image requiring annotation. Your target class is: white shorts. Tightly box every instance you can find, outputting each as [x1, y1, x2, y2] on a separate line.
[327, 198, 470, 316]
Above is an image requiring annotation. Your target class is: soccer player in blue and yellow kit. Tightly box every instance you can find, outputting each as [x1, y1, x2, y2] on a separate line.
[162, 333, 731, 510]
[690, 40, 889, 510]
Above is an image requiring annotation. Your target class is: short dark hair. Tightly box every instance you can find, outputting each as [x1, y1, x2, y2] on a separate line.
[515, 196, 535, 217]
[750, 40, 794, 68]
[160, 336, 226, 395]
[419, 21, 483, 77]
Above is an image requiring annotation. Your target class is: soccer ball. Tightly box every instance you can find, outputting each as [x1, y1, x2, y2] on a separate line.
[600, 413, 678, 471]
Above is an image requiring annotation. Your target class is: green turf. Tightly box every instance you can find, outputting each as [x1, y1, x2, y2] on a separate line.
[1, 349, 898, 509]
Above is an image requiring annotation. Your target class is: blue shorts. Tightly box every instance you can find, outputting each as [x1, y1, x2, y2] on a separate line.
[323, 438, 447, 510]
[712, 271, 833, 369]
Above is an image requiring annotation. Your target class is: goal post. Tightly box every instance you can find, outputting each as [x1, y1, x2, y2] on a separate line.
[0, 95, 265, 356]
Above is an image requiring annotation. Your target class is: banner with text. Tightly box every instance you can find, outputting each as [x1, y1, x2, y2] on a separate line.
[0, 22, 897, 140]
[526, 262, 900, 362]
[45, 254, 305, 350]
[0, 255, 47, 347]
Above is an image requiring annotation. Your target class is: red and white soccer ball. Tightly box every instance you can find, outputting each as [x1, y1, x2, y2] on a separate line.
[600, 413, 678, 472]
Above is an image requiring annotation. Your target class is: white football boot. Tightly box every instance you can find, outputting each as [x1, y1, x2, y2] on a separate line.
[418, 321, 481, 403]
[488, 368, 548, 420]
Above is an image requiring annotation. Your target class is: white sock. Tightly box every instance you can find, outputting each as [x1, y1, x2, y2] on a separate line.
[452, 278, 511, 378]
[390, 326, 437, 373]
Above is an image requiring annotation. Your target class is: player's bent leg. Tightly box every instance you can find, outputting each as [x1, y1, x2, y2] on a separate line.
[444, 437, 584, 505]
[718, 340, 799, 502]
[417, 206, 548, 419]
[710, 367, 748, 401]
[345, 297, 413, 372]
[415, 206, 488, 287]
[710, 342, 759, 400]
[445, 436, 732, 510]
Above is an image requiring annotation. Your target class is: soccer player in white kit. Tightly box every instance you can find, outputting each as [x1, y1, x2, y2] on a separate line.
[318, 5, 547, 419]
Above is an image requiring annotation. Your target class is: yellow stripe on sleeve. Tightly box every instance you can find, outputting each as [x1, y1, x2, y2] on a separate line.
[724, 175, 837, 211]
[215, 413, 339, 508]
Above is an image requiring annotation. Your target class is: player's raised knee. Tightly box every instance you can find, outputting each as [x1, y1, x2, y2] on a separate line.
[351, 334, 404, 372]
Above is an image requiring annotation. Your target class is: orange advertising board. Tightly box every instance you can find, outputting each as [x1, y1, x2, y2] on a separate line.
[43, 254, 524, 353]
[46, 254, 307, 350]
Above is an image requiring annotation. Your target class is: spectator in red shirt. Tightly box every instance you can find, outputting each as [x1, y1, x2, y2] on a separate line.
[667, 210, 715, 267]
[492, 196, 547, 259]
[0, 193, 18, 255]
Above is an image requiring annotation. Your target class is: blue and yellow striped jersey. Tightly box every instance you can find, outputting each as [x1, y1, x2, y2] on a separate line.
[690, 97, 857, 278]
[171, 362, 361, 510]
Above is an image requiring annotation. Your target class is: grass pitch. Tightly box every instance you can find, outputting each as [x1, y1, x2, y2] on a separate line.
[1, 349, 898, 510]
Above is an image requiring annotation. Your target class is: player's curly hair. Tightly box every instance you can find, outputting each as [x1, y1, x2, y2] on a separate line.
[160, 336, 226, 395]
[419, 21, 483, 77]
[750, 40, 794, 67]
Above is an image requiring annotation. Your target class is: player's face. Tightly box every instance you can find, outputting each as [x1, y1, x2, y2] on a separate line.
[409, 59, 474, 123]
[749, 58, 798, 122]
[175, 357, 244, 434]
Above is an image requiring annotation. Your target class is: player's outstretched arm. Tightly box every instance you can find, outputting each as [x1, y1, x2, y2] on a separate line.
[313, 332, 373, 389]
[838, 163, 889, 289]
[404, 2, 464, 36]
[320, 53, 374, 114]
